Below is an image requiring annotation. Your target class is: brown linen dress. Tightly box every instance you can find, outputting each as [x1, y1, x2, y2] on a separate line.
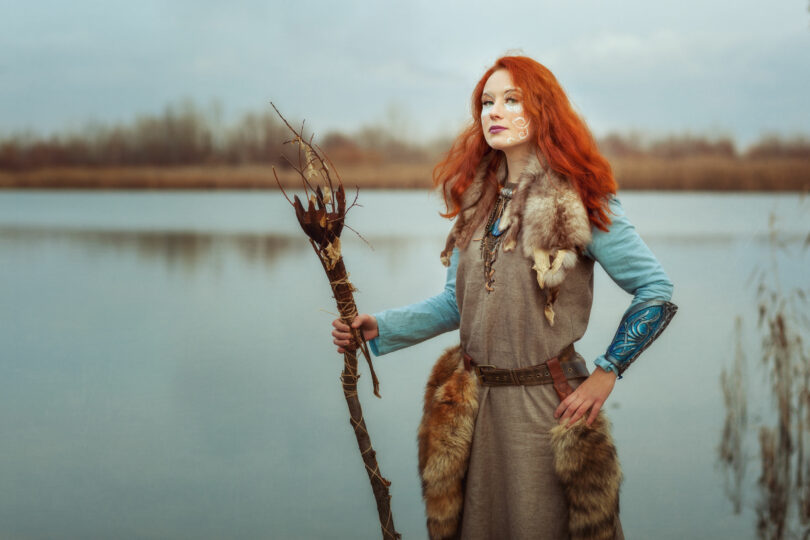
[455, 226, 624, 540]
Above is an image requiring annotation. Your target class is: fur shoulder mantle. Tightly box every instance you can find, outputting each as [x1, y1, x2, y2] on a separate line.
[440, 152, 593, 324]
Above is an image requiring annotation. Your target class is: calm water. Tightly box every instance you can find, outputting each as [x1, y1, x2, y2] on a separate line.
[0, 190, 807, 540]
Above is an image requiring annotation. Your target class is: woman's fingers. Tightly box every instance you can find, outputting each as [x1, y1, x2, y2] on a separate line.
[559, 397, 583, 423]
[554, 369, 615, 426]
[567, 401, 591, 426]
[586, 401, 603, 426]
[331, 314, 377, 353]
[331, 327, 352, 340]
[351, 314, 367, 328]
[331, 318, 354, 341]
[332, 318, 349, 331]
[555, 393, 580, 420]
[332, 318, 354, 354]
[556, 394, 598, 426]
[554, 394, 572, 418]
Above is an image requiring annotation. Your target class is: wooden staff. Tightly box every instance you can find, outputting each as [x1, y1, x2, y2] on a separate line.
[271, 104, 400, 540]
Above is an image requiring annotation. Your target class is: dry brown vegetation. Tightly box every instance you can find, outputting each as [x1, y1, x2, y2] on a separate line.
[1, 101, 809, 191]
[720, 220, 810, 539]
[0, 163, 436, 190]
[611, 156, 810, 191]
[3, 158, 809, 192]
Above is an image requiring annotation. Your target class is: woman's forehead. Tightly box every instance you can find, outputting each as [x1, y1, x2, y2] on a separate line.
[482, 69, 521, 96]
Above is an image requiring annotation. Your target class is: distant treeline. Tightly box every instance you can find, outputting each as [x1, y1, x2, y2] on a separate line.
[1, 100, 809, 170]
[0, 101, 439, 170]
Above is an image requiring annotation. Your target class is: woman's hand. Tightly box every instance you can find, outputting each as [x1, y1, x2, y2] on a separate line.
[331, 314, 379, 354]
[554, 367, 617, 426]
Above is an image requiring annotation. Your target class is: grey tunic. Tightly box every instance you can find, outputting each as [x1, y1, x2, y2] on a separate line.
[455, 229, 623, 539]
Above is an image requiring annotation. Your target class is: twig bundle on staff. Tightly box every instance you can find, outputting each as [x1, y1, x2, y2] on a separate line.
[271, 103, 400, 540]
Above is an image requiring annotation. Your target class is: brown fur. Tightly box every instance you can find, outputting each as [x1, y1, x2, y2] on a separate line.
[500, 153, 591, 263]
[551, 413, 623, 540]
[440, 154, 504, 265]
[440, 153, 591, 323]
[417, 345, 480, 539]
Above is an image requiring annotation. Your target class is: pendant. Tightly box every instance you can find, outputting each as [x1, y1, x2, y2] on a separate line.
[480, 182, 516, 292]
[490, 217, 503, 237]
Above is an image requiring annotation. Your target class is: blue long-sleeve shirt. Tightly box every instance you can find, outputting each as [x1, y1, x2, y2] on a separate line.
[368, 197, 674, 374]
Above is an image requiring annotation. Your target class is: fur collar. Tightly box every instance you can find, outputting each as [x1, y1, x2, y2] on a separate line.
[441, 151, 591, 270]
[440, 151, 592, 323]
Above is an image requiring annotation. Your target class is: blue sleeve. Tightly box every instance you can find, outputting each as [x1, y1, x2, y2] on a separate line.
[585, 197, 674, 373]
[368, 248, 461, 356]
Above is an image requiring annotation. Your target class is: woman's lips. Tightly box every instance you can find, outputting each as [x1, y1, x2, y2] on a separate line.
[489, 126, 507, 134]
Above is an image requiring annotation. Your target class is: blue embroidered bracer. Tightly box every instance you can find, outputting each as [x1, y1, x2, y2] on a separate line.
[604, 299, 678, 375]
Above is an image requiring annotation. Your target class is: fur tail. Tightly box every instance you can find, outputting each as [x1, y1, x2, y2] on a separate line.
[550, 413, 622, 540]
[418, 345, 480, 540]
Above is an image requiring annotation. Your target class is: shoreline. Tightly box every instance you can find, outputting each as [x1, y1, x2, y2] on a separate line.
[1, 157, 808, 191]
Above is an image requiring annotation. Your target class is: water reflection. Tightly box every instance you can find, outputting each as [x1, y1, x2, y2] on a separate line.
[0, 227, 306, 272]
[720, 317, 748, 514]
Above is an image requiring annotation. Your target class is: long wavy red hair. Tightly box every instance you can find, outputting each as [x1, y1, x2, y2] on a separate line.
[434, 56, 617, 231]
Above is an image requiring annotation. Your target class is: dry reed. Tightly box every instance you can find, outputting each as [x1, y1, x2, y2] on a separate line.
[719, 212, 810, 540]
[1, 157, 809, 191]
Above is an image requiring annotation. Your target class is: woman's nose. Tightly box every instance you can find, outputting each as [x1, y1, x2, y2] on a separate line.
[489, 102, 503, 119]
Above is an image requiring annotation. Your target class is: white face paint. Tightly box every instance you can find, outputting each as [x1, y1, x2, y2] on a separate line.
[512, 116, 529, 128]
[512, 116, 530, 140]
[481, 102, 493, 116]
[504, 101, 523, 114]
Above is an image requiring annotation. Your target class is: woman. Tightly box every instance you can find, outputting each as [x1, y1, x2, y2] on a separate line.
[332, 56, 676, 540]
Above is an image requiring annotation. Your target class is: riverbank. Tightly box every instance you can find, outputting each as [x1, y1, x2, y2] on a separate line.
[1, 157, 808, 191]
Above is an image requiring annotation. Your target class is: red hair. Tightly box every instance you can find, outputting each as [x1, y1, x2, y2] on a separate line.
[434, 56, 617, 231]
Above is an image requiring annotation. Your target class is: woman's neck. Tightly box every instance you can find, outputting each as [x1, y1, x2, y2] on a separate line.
[501, 146, 534, 185]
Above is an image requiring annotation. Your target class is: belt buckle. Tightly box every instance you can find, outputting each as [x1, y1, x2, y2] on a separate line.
[474, 364, 496, 384]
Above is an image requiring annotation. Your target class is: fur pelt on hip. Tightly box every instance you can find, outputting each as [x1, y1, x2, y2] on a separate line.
[551, 413, 623, 540]
[418, 344, 623, 540]
[417, 345, 479, 540]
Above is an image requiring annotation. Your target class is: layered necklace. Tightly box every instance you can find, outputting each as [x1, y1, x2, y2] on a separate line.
[480, 182, 517, 292]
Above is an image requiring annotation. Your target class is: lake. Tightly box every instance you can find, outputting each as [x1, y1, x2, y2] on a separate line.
[1, 190, 808, 539]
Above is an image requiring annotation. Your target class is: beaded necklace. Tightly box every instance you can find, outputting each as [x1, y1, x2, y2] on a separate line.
[480, 182, 516, 292]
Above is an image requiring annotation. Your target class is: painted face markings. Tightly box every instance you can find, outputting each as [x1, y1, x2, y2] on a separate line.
[512, 116, 530, 140]
[504, 101, 523, 114]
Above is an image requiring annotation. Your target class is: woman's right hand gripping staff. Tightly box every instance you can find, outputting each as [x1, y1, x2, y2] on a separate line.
[332, 314, 379, 354]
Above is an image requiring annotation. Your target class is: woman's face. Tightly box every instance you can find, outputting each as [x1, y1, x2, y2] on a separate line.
[480, 69, 533, 153]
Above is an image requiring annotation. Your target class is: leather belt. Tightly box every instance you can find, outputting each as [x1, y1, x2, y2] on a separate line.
[463, 344, 589, 388]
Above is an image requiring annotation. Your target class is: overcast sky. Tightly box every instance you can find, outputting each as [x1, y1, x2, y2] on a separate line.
[1, 0, 808, 145]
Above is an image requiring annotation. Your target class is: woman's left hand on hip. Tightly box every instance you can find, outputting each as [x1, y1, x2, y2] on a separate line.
[554, 367, 617, 426]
